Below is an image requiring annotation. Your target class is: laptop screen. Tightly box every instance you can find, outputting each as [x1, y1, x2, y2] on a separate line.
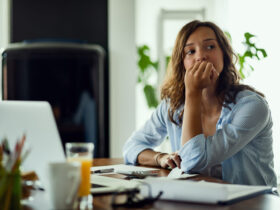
[0, 101, 65, 192]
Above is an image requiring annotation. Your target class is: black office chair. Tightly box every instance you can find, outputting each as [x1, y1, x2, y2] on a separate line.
[1, 42, 107, 157]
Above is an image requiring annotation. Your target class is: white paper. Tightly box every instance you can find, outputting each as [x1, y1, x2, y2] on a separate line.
[167, 167, 182, 178]
[167, 167, 199, 179]
[140, 177, 272, 204]
[91, 164, 160, 174]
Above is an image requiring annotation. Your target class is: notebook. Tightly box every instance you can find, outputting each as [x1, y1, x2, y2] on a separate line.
[140, 177, 275, 204]
[91, 175, 140, 194]
[0, 101, 65, 196]
[90, 164, 160, 194]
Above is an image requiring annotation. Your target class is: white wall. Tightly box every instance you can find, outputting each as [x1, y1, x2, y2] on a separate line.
[109, 0, 137, 157]
[0, 0, 10, 100]
[225, 0, 280, 181]
[0, 0, 10, 48]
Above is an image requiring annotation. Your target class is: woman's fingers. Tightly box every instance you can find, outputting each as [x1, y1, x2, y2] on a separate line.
[185, 61, 206, 90]
[189, 61, 204, 74]
[157, 152, 182, 169]
[189, 62, 220, 89]
[202, 62, 213, 80]
[211, 68, 219, 81]
[194, 61, 207, 78]
[166, 156, 177, 169]
[188, 61, 202, 72]
[172, 153, 182, 169]
[163, 152, 182, 169]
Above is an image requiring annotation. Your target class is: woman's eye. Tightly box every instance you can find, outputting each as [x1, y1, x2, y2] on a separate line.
[207, 45, 215, 50]
[186, 50, 195, 55]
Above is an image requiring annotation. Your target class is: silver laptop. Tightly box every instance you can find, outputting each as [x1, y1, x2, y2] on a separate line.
[0, 101, 65, 190]
[0, 100, 139, 196]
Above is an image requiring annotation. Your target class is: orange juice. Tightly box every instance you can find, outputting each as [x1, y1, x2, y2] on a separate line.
[68, 158, 92, 196]
[78, 159, 92, 196]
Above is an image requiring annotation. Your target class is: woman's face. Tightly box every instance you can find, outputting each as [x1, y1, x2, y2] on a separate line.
[183, 26, 224, 74]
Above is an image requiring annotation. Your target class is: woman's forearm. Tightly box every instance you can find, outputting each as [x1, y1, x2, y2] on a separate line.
[181, 92, 203, 145]
[137, 149, 181, 169]
[137, 149, 162, 166]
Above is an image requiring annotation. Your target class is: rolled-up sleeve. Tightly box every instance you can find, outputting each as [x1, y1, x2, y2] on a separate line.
[123, 100, 168, 165]
[179, 94, 271, 173]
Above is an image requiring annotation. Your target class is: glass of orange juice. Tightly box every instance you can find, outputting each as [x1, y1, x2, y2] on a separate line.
[66, 142, 94, 209]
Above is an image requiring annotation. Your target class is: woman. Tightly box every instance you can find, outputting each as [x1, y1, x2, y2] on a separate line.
[123, 20, 277, 187]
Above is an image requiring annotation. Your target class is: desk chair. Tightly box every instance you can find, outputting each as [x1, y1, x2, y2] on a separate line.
[0, 42, 108, 157]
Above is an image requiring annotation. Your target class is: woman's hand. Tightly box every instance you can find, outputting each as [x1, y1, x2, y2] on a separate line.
[184, 61, 219, 95]
[156, 152, 181, 169]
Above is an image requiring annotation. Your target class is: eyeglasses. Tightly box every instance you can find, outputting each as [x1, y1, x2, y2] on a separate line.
[111, 183, 163, 208]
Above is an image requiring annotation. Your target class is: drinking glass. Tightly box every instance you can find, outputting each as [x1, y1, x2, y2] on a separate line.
[66, 142, 94, 209]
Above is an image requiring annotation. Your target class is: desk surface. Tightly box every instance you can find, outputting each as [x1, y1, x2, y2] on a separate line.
[24, 158, 280, 210]
[92, 158, 280, 210]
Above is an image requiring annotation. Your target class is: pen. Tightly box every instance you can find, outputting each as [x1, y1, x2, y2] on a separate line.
[92, 168, 114, 174]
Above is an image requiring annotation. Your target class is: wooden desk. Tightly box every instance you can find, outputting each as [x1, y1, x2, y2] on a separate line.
[23, 158, 280, 209]
[92, 158, 280, 210]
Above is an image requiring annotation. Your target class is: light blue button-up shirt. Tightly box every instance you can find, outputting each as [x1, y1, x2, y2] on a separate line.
[123, 90, 277, 187]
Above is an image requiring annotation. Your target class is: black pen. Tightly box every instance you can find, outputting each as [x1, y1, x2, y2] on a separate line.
[92, 168, 114, 174]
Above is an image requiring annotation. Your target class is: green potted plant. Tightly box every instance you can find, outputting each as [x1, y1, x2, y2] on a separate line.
[137, 45, 159, 109]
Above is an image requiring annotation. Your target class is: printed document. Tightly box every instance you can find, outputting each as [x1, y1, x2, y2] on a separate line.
[140, 177, 273, 204]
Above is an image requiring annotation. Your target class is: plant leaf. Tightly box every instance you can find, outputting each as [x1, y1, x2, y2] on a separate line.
[249, 64, 254, 71]
[137, 45, 158, 73]
[152, 61, 159, 71]
[138, 55, 152, 72]
[239, 68, 245, 79]
[224, 31, 232, 42]
[244, 32, 255, 41]
[143, 85, 158, 108]
[244, 51, 253, 58]
[137, 75, 142, 83]
[257, 48, 267, 58]
[166, 56, 171, 67]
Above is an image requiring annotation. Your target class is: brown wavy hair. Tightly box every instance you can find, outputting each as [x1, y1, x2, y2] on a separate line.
[161, 20, 264, 125]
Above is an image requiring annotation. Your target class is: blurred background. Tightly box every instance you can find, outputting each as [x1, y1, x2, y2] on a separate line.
[0, 0, 279, 182]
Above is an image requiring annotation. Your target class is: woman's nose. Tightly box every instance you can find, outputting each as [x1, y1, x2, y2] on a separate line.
[196, 50, 207, 62]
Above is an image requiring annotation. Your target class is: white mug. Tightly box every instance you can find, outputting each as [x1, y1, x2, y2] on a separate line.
[48, 162, 81, 209]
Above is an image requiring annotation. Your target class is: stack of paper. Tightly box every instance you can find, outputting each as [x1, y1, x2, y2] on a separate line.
[140, 177, 274, 204]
